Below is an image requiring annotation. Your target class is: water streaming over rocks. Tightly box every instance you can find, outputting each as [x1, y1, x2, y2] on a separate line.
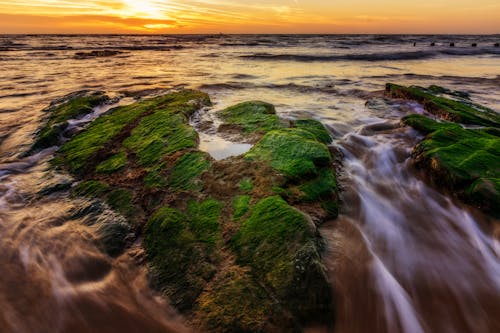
[0, 34, 499, 332]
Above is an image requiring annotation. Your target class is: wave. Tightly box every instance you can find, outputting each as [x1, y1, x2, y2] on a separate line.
[240, 48, 500, 62]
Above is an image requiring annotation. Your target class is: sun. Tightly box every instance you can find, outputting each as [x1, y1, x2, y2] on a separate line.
[122, 0, 164, 19]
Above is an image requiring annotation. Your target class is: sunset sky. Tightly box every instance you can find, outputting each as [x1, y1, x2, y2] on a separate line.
[0, 0, 499, 34]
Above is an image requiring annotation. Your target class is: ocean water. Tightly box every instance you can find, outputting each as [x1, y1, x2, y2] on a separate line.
[0, 34, 499, 332]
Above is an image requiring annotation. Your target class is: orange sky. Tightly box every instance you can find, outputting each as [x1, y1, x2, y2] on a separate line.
[0, 0, 499, 34]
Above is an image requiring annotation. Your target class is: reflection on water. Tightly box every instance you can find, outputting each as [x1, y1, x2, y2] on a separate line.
[198, 132, 252, 160]
[0, 35, 499, 332]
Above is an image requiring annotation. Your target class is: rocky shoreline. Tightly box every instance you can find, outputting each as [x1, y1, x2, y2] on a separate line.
[30, 83, 499, 331]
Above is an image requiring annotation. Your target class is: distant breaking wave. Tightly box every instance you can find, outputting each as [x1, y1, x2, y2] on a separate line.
[240, 48, 500, 62]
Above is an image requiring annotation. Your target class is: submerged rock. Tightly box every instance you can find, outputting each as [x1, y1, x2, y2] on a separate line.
[74, 50, 124, 59]
[39, 89, 338, 331]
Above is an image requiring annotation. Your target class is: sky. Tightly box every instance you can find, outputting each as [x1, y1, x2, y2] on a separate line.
[0, 0, 499, 34]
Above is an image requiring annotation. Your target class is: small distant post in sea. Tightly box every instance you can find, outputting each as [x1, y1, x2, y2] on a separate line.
[413, 42, 416, 47]
[495, 43, 500, 47]
[430, 42, 435, 47]
[471, 43, 477, 47]
[449, 42, 455, 47]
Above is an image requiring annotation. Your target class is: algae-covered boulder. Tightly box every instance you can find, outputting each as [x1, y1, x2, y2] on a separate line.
[232, 196, 332, 323]
[43, 90, 337, 331]
[386, 83, 500, 127]
[403, 114, 500, 218]
[218, 101, 284, 142]
[31, 91, 110, 153]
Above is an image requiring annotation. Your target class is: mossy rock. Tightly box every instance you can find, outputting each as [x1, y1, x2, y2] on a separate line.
[232, 196, 333, 325]
[233, 195, 251, 219]
[96, 151, 127, 174]
[293, 119, 332, 144]
[245, 128, 331, 180]
[55, 90, 210, 174]
[386, 83, 500, 127]
[31, 91, 110, 152]
[144, 199, 222, 310]
[403, 114, 500, 217]
[218, 101, 284, 141]
[195, 267, 274, 333]
[167, 151, 211, 191]
[52, 94, 337, 330]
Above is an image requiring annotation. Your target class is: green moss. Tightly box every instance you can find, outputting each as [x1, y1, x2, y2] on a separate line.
[144, 204, 219, 310]
[232, 196, 332, 323]
[386, 83, 500, 127]
[299, 168, 337, 202]
[245, 128, 331, 179]
[31, 91, 109, 152]
[186, 199, 222, 246]
[106, 188, 135, 218]
[233, 195, 250, 219]
[196, 268, 273, 333]
[56, 90, 210, 174]
[73, 180, 109, 197]
[427, 85, 470, 99]
[96, 151, 127, 174]
[167, 152, 211, 191]
[219, 101, 283, 135]
[122, 112, 198, 167]
[233, 196, 313, 292]
[403, 114, 500, 217]
[239, 178, 254, 192]
[143, 166, 167, 189]
[293, 119, 332, 144]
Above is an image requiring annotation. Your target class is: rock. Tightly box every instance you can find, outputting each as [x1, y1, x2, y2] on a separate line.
[403, 114, 499, 218]
[44, 90, 337, 331]
[74, 50, 124, 59]
[217, 101, 284, 143]
[29, 91, 110, 154]
[386, 83, 500, 127]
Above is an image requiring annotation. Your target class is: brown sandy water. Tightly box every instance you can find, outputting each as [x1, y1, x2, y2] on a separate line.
[321, 122, 500, 333]
[0, 34, 499, 332]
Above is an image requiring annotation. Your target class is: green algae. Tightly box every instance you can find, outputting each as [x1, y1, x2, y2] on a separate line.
[233, 195, 251, 219]
[31, 91, 109, 152]
[294, 119, 332, 144]
[218, 101, 283, 136]
[232, 195, 332, 324]
[403, 114, 500, 217]
[196, 268, 273, 333]
[245, 128, 331, 179]
[51, 93, 338, 330]
[73, 180, 110, 197]
[239, 178, 254, 192]
[144, 201, 221, 310]
[106, 188, 135, 218]
[167, 152, 211, 191]
[122, 111, 198, 167]
[96, 151, 127, 174]
[56, 90, 210, 174]
[186, 199, 222, 247]
[386, 83, 500, 127]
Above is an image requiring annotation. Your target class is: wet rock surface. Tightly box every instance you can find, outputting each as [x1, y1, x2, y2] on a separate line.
[388, 84, 500, 219]
[36, 90, 338, 331]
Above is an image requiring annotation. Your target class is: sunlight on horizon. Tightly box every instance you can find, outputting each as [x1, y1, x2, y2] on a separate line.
[0, 0, 499, 33]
